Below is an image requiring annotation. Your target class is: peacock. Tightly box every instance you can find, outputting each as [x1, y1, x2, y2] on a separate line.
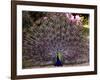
[54, 52, 63, 66]
[22, 11, 89, 68]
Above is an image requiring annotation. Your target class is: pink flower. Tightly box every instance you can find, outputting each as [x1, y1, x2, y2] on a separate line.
[75, 15, 81, 21]
[65, 13, 72, 19]
[65, 13, 69, 18]
[43, 17, 48, 20]
[70, 15, 74, 21]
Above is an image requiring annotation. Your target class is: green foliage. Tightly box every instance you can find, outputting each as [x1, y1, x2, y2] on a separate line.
[82, 27, 89, 36]
[80, 14, 89, 26]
